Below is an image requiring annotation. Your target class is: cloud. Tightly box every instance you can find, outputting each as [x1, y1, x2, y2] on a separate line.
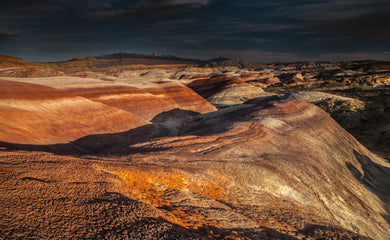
[0, 27, 21, 38]
[322, 11, 390, 40]
[86, 0, 213, 19]
[0, 0, 62, 15]
[136, 0, 212, 9]
[218, 37, 270, 44]
[1, 0, 214, 19]
[283, 0, 390, 40]
[146, 19, 199, 31]
[286, 0, 381, 21]
[39, 41, 109, 51]
[214, 19, 295, 33]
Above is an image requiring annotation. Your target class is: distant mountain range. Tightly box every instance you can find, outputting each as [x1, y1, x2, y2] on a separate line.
[69, 52, 252, 69]
[91, 52, 251, 67]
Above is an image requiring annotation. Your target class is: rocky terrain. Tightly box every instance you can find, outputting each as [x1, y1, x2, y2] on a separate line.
[0, 54, 389, 239]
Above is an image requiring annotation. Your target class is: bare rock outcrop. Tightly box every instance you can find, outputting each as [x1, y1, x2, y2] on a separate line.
[71, 83, 216, 121]
[69, 85, 181, 121]
[188, 77, 271, 107]
[206, 79, 271, 106]
[0, 67, 63, 77]
[99, 99, 390, 239]
[248, 91, 366, 129]
[144, 83, 217, 114]
[0, 79, 148, 144]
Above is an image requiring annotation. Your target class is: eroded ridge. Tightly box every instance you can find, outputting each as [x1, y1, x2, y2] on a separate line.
[96, 100, 390, 239]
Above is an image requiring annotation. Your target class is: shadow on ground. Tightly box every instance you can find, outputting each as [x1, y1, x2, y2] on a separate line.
[0, 123, 170, 156]
[347, 150, 390, 223]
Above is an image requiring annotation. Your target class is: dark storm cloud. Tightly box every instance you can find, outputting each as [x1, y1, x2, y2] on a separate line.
[319, 10, 390, 40]
[0, 0, 62, 15]
[0, 0, 389, 62]
[136, 0, 212, 10]
[86, 0, 214, 19]
[0, 0, 214, 20]
[0, 20, 21, 40]
[0, 27, 21, 38]
[286, 0, 388, 21]
[285, 0, 390, 40]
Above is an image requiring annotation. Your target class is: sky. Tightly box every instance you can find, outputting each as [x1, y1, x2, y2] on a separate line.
[0, 0, 389, 63]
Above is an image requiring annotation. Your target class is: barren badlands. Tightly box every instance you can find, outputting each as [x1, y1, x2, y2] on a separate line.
[0, 54, 390, 239]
